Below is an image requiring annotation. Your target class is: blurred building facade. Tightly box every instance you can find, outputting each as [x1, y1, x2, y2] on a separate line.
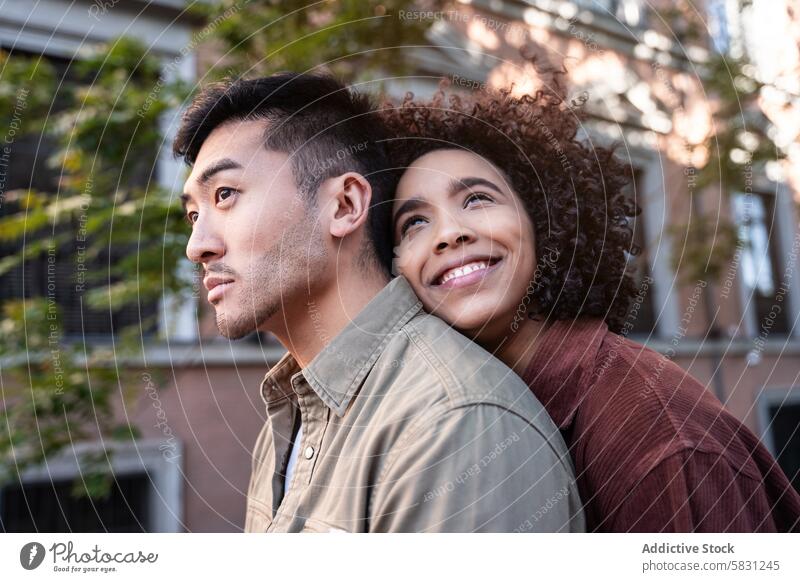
[1, 0, 798, 532]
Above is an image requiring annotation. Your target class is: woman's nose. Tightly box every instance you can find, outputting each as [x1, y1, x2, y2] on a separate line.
[434, 218, 475, 253]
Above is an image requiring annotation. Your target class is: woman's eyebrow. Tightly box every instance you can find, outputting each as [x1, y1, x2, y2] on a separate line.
[393, 176, 505, 222]
[448, 177, 504, 196]
[393, 196, 429, 221]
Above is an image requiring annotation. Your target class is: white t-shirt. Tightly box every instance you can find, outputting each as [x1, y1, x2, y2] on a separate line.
[284, 424, 303, 492]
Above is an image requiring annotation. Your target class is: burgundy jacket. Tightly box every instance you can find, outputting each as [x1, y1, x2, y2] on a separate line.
[522, 317, 800, 532]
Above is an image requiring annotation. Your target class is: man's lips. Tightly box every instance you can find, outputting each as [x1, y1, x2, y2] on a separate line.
[204, 276, 235, 303]
[429, 256, 502, 289]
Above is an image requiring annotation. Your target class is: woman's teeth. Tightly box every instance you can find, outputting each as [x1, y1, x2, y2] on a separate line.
[439, 261, 488, 284]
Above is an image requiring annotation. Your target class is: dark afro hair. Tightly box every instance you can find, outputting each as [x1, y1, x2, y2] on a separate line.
[380, 73, 640, 333]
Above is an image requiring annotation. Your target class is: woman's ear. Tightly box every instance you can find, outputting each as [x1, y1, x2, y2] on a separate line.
[323, 172, 373, 239]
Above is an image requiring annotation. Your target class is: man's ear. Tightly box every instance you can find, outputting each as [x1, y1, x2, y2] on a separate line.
[322, 172, 372, 239]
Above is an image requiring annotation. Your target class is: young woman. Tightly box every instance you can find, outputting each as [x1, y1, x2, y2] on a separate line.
[380, 84, 800, 532]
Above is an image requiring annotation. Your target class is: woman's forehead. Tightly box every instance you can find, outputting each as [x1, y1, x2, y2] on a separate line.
[398, 150, 505, 193]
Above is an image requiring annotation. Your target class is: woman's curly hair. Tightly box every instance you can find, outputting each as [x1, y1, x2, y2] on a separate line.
[380, 73, 640, 333]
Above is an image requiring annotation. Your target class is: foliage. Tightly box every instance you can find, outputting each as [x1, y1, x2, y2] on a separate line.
[670, 52, 785, 285]
[0, 38, 188, 498]
[189, 0, 429, 82]
[0, 50, 58, 127]
[0, 300, 140, 499]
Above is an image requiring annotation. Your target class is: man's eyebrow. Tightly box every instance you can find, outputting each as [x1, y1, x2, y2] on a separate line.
[181, 158, 243, 211]
[197, 158, 243, 186]
[447, 177, 504, 197]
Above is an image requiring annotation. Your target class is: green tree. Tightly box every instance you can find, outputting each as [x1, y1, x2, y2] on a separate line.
[669, 52, 782, 285]
[652, 0, 791, 286]
[0, 2, 430, 501]
[190, 0, 429, 82]
[0, 38, 189, 498]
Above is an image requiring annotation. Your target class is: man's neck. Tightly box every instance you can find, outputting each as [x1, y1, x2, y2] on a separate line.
[270, 268, 390, 368]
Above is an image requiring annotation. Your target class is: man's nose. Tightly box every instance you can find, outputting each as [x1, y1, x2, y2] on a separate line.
[186, 218, 225, 264]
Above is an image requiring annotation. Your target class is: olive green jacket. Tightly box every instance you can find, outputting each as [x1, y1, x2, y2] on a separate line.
[244, 276, 585, 532]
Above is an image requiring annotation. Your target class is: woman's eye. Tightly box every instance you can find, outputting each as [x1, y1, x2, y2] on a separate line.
[185, 211, 199, 226]
[215, 187, 237, 204]
[400, 215, 427, 237]
[465, 192, 493, 207]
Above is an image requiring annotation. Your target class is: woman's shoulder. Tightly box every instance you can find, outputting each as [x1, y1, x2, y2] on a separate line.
[589, 329, 711, 407]
[577, 329, 750, 477]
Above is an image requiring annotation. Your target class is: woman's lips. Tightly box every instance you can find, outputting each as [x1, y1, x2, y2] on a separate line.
[434, 259, 502, 290]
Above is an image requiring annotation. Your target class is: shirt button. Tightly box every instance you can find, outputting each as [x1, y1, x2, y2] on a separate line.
[304, 446, 315, 460]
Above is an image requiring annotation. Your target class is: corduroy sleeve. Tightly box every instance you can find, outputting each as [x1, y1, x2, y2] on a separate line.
[607, 448, 784, 532]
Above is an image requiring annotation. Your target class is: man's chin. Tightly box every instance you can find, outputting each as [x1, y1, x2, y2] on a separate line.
[215, 309, 257, 340]
[214, 302, 278, 340]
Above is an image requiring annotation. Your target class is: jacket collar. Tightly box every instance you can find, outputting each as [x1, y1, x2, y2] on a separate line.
[260, 276, 423, 416]
[521, 317, 608, 430]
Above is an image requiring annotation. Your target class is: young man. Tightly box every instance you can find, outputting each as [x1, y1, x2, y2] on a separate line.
[174, 73, 584, 532]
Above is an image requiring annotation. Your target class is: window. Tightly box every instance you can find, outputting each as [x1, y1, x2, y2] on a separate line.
[707, 0, 730, 53]
[572, 0, 644, 27]
[625, 167, 657, 336]
[0, 48, 158, 338]
[764, 399, 800, 494]
[1, 474, 150, 532]
[0, 440, 182, 532]
[732, 191, 790, 335]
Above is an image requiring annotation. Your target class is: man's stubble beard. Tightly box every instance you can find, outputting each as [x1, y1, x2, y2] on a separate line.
[216, 216, 328, 340]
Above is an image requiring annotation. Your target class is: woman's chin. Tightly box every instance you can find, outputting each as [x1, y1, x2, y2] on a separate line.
[431, 301, 511, 339]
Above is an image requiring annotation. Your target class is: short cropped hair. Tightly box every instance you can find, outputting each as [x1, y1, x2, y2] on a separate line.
[173, 73, 396, 273]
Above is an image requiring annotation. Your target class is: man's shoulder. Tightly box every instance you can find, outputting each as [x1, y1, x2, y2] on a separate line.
[379, 311, 553, 426]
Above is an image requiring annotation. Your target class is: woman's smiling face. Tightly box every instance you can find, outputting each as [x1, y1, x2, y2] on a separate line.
[392, 149, 537, 343]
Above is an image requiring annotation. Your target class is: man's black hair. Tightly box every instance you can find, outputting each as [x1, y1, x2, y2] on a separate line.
[173, 72, 395, 274]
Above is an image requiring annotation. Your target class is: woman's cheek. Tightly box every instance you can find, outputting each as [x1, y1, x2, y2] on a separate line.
[393, 243, 419, 283]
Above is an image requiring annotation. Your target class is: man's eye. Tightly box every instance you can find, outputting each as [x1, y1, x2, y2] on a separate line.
[465, 192, 493, 207]
[400, 215, 427, 237]
[215, 187, 237, 204]
[185, 211, 199, 226]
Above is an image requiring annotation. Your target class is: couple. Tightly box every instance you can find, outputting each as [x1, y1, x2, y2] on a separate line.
[175, 73, 800, 532]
